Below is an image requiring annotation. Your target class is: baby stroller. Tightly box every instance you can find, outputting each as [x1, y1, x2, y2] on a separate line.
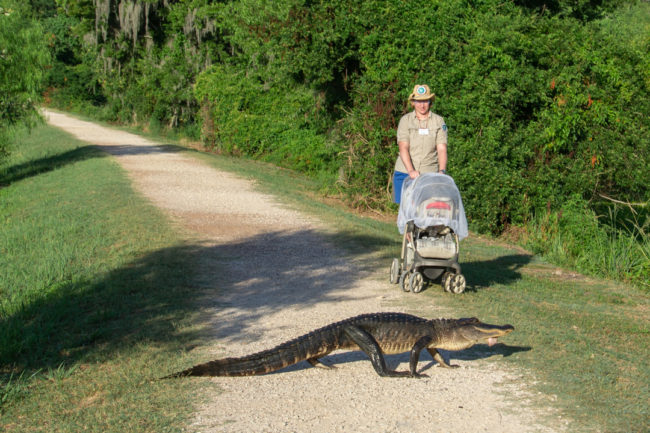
[390, 173, 469, 294]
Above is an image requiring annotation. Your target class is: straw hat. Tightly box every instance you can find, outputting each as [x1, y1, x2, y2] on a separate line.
[409, 84, 435, 101]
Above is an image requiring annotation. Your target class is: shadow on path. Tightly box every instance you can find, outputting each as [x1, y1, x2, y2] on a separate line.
[1, 228, 386, 374]
[0, 146, 106, 186]
[189, 228, 388, 344]
[0, 141, 188, 187]
[95, 143, 188, 157]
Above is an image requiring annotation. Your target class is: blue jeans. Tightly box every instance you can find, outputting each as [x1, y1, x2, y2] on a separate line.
[392, 171, 409, 204]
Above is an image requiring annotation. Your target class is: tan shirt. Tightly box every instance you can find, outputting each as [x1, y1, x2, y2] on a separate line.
[394, 111, 447, 173]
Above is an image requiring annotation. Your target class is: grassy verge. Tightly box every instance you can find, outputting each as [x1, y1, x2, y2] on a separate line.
[519, 195, 649, 290]
[187, 142, 649, 432]
[446, 237, 648, 432]
[0, 124, 209, 432]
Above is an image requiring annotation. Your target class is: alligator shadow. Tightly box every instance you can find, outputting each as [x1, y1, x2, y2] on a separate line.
[266, 344, 531, 376]
[424, 344, 532, 370]
[415, 344, 531, 373]
[446, 343, 532, 361]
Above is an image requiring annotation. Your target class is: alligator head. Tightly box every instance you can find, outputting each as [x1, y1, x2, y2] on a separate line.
[438, 317, 515, 351]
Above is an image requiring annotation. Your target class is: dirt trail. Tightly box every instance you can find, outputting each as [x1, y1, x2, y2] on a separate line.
[45, 110, 565, 433]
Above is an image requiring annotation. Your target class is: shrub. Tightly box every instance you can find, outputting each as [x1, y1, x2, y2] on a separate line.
[194, 64, 343, 179]
[36, 0, 649, 285]
[0, 1, 50, 162]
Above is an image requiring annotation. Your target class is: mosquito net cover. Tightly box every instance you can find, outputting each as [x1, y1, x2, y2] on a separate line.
[397, 173, 468, 240]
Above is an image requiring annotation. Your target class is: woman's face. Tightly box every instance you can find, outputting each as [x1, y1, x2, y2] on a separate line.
[412, 99, 431, 116]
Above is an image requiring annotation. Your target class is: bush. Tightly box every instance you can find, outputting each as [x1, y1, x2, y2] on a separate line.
[343, 0, 649, 232]
[194, 64, 343, 180]
[0, 1, 50, 162]
[36, 0, 649, 284]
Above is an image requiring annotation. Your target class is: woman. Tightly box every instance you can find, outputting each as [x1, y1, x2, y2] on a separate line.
[393, 84, 448, 203]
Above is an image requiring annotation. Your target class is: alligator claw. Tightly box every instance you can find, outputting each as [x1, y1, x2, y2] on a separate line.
[435, 363, 460, 369]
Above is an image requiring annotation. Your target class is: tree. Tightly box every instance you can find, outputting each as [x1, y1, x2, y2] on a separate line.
[0, 1, 50, 162]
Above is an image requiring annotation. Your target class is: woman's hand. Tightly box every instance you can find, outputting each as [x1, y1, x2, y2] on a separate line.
[408, 170, 420, 179]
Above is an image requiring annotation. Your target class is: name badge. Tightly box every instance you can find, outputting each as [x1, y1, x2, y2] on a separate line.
[418, 128, 429, 135]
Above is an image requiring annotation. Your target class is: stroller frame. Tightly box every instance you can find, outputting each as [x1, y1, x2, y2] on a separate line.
[390, 220, 466, 294]
[391, 173, 468, 294]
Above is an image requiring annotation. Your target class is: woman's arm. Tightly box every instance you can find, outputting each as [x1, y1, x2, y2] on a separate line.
[398, 140, 419, 178]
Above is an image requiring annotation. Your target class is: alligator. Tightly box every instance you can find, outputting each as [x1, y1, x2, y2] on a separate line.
[162, 312, 514, 378]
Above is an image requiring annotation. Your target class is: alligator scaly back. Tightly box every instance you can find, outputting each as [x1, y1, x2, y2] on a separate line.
[163, 319, 351, 377]
[161, 312, 514, 378]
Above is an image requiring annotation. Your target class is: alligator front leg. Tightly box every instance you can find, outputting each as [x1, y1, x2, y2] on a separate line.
[343, 326, 411, 377]
[409, 336, 433, 377]
[427, 348, 459, 368]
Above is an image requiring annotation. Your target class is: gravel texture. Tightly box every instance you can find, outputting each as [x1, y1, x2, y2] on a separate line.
[45, 110, 567, 433]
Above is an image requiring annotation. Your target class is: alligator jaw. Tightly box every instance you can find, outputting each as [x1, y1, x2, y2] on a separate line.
[459, 319, 514, 347]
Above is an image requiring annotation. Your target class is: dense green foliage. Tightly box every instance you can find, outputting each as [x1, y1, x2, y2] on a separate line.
[0, 0, 50, 162]
[22, 0, 650, 283]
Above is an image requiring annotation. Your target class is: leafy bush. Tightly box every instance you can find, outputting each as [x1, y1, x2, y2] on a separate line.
[41, 14, 105, 109]
[30, 0, 649, 283]
[194, 64, 342, 180]
[343, 0, 649, 233]
[0, 1, 50, 162]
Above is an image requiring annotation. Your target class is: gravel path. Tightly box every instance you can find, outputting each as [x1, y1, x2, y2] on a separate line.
[45, 110, 566, 433]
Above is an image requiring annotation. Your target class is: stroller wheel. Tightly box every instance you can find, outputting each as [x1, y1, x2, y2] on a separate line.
[390, 258, 400, 284]
[399, 272, 410, 292]
[410, 271, 425, 293]
[442, 272, 453, 292]
[450, 274, 467, 294]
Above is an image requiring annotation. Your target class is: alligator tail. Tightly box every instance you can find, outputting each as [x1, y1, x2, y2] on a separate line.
[163, 326, 341, 378]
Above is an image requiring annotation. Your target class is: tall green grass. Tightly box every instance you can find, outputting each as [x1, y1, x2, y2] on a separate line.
[0, 125, 208, 432]
[522, 195, 649, 290]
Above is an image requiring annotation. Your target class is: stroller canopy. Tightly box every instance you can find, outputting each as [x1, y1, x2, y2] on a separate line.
[397, 173, 469, 240]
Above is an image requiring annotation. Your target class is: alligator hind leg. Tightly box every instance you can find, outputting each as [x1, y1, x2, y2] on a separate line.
[307, 357, 335, 369]
[427, 348, 459, 368]
[343, 326, 411, 378]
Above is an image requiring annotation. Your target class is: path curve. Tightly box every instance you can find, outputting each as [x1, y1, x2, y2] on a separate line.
[45, 110, 565, 433]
